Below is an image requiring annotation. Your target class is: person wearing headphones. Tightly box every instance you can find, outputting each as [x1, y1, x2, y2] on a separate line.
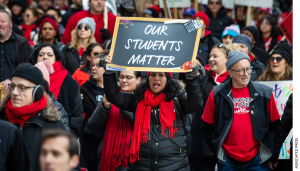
[0, 63, 66, 171]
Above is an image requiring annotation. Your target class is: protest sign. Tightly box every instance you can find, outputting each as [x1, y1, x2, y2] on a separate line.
[200, 0, 234, 9]
[259, 81, 293, 159]
[235, 0, 273, 8]
[116, 0, 137, 13]
[279, 11, 293, 45]
[107, 17, 202, 72]
[159, 0, 190, 8]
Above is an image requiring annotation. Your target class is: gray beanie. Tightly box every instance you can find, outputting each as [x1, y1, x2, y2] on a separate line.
[77, 17, 96, 34]
[232, 34, 252, 52]
[226, 51, 250, 69]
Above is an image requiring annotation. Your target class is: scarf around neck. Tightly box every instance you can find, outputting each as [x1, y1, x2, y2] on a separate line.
[50, 61, 68, 99]
[5, 95, 47, 127]
[130, 88, 176, 163]
[21, 24, 36, 41]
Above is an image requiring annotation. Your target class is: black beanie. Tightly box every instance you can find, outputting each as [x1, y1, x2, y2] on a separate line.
[241, 26, 259, 45]
[11, 63, 44, 85]
[270, 41, 292, 64]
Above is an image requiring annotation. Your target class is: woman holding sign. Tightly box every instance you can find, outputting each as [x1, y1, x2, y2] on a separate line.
[100, 56, 205, 170]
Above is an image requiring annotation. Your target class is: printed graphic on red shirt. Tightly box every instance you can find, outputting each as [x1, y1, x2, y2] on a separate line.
[233, 97, 250, 114]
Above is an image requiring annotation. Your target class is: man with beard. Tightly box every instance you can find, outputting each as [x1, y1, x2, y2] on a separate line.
[0, 10, 33, 94]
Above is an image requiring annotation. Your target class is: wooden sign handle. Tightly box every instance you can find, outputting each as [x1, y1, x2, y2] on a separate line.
[104, 6, 108, 29]
[246, 6, 252, 26]
[162, 0, 171, 19]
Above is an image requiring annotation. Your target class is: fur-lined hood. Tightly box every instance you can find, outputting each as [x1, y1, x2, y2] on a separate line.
[0, 92, 61, 122]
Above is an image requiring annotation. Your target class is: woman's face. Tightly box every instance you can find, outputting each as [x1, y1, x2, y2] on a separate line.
[86, 45, 103, 62]
[91, 58, 105, 82]
[260, 19, 272, 33]
[270, 54, 287, 76]
[208, 48, 227, 74]
[237, 43, 250, 55]
[145, 0, 153, 9]
[37, 46, 56, 64]
[77, 24, 92, 39]
[148, 72, 167, 95]
[11, 4, 22, 16]
[23, 9, 37, 26]
[41, 22, 56, 41]
[119, 71, 141, 92]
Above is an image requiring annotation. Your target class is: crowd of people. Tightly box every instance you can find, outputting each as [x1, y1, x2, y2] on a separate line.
[0, 0, 294, 171]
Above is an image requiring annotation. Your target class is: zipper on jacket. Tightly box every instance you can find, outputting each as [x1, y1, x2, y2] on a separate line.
[169, 139, 182, 154]
[20, 126, 22, 130]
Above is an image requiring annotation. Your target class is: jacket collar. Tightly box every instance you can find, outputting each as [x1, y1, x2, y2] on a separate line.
[205, 7, 227, 18]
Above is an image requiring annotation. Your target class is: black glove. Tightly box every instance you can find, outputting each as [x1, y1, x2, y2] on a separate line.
[99, 56, 114, 74]
[100, 28, 112, 41]
[186, 64, 205, 80]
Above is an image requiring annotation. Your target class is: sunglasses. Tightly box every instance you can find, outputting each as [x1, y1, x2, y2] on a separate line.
[77, 24, 90, 31]
[269, 57, 283, 62]
[209, 1, 221, 5]
[93, 52, 100, 56]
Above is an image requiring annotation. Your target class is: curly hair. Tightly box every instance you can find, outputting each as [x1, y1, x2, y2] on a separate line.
[135, 73, 180, 102]
[31, 43, 65, 66]
[69, 26, 96, 51]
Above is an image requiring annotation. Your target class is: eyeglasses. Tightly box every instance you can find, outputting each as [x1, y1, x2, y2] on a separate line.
[215, 43, 229, 56]
[8, 84, 36, 93]
[119, 75, 136, 81]
[269, 57, 283, 62]
[90, 63, 101, 69]
[77, 24, 90, 31]
[209, 1, 221, 5]
[93, 52, 101, 56]
[229, 67, 252, 76]
[22, 14, 30, 18]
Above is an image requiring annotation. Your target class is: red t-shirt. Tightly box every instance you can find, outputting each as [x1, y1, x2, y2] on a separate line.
[202, 86, 281, 162]
[78, 47, 84, 57]
[91, 14, 100, 22]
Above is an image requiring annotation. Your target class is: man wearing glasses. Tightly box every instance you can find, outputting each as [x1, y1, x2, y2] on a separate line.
[201, 51, 281, 170]
[205, 0, 233, 41]
[0, 63, 66, 171]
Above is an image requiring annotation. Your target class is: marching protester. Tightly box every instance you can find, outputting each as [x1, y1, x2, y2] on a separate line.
[193, 11, 220, 65]
[241, 26, 269, 66]
[205, 0, 234, 41]
[61, 0, 116, 44]
[269, 93, 293, 171]
[183, 7, 196, 19]
[144, 6, 160, 18]
[100, 56, 204, 170]
[61, 0, 83, 28]
[35, 15, 65, 51]
[62, 17, 96, 75]
[79, 50, 107, 171]
[9, 0, 25, 26]
[31, 43, 84, 137]
[221, 24, 240, 45]
[258, 41, 293, 81]
[38, 0, 53, 13]
[40, 129, 80, 171]
[257, 16, 283, 53]
[46, 7, 65, 34]
[201, 51, 281, 170]
[0, 120, 31, 171]
[232, 34, 266, 81]
[190, 43, 232, 171]
[87, 68, 141, 171]
[0, 63, 66, 171]
[72, 43, 103, 88]
[0, 9, 33, 93]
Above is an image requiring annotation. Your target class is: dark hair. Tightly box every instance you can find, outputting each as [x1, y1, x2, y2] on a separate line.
[41, 129, 79, 157]
[32, 43, 65, 66]
[258, 16, 280, 37]
[46, 6, 62, 18]
[36, 15, 61, 42]
[135, 73, 180, 102]
[94, 49, 109, 59]
[86, 43, 103, 57]
[119, 71, 142, 79]
[208, 0, 222, 5]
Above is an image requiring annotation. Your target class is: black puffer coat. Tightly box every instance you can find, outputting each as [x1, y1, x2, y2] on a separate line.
[51, 93, 70, 131]
[250, 59, 266, 81]
[62, 43, 87, 75]
[0, 93, 66, 171]
[205, 7, 234, 41]
[103, 73, 203, 171]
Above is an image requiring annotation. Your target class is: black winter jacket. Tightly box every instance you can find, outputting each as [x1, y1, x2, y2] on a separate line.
[80, 76, 104, 148]
[252, 47, 269, 66]
[62, 43, 87, 75]
[251, 59, 266, 81]
[256, 33, 281, 53]
[35, 39, 65, 51]
[57, 72, 84, 137]
[0, 120, 31, 171]
[197, 34, 221, 65]
[51, 93, 70, 131]
[201, 80, 281, 165]
[190, 71, 230, 160]
[0, 93, 66, 171]
[205, 7, 234, 41]
[270, 93, 293, 163]
[103, 72, 203, 171]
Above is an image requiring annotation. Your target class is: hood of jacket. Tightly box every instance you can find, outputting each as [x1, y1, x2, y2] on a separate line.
[0, 92, 62, 122]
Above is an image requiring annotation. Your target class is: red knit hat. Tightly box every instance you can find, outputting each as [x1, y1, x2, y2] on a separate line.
[39, 17, 59, 34]
[192, 12, 209, 28]
[147, 72, 173, 79]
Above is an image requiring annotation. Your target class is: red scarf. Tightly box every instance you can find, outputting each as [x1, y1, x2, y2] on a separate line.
[263, 37, 272, 51]
[50, 61, 68, 99]
[249, 54, 255, 62]
[211, 71, 229, 85]
[5, 95, 47, 127]
[100, 104, 133, 171]
[21, 24, 36, 41]
[130, 89, 176, 163]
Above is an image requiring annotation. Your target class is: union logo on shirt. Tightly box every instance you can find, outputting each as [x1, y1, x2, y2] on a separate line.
[232, 97, 250, 114]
